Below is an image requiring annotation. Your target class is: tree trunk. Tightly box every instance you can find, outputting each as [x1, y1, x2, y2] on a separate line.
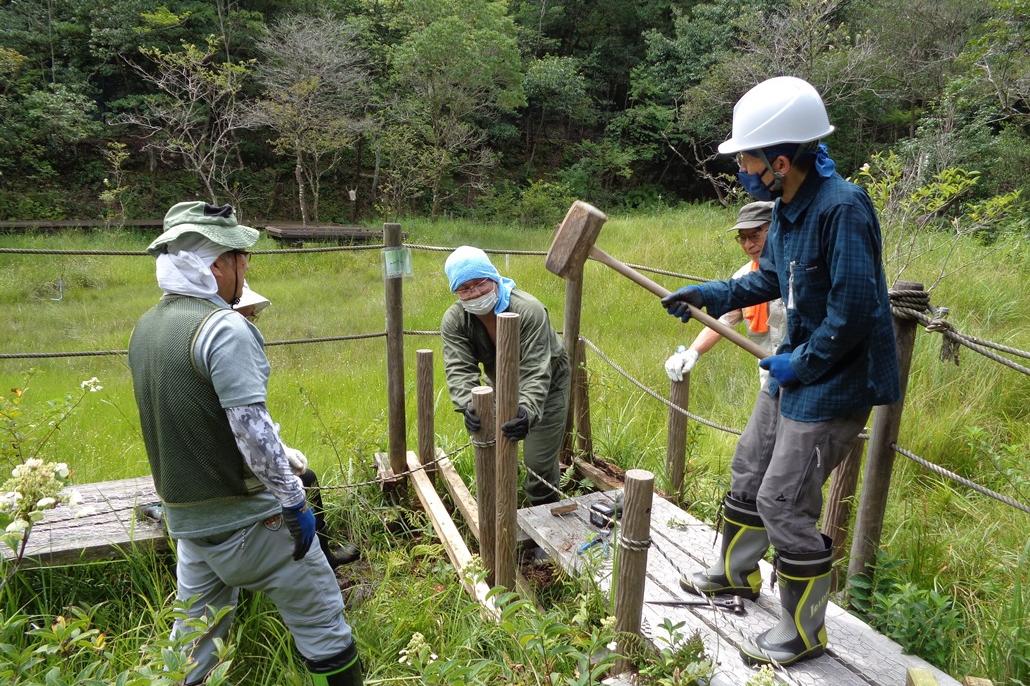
[295, 151, 308, 226]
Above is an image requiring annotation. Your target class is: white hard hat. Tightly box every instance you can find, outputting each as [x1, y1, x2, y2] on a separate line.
[717, 76, 835, 155]
[236, 281, 270, 314]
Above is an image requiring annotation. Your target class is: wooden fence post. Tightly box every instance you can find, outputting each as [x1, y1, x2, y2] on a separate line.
[847, 281, 922, 588]
[560, 277, 584, 462]
[822, 437, 865, 589]
[573, 337, 593, 458]
[495, 312, 520, 590]
[614, 469, 654, 674]
[416, 349, 436, 485]
[665, 373, 690, 504]
[383, 222, 407, 483]
[472, 386, 497, 586]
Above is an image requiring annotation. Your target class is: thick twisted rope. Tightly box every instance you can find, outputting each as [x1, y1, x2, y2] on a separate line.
[892, 443, 1030, 515]
[579, 336, 743, 436]
[0, 244, 385, 256]
[889, 289, 1030, 375]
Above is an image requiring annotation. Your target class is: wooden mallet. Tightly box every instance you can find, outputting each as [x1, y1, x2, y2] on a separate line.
[545, 200, 768, 360]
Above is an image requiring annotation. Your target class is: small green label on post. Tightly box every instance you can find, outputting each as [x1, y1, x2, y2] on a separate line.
[382, 247, 412, 279]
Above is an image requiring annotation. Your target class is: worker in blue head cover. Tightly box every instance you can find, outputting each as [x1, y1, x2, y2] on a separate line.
[441, 246, 570, 505]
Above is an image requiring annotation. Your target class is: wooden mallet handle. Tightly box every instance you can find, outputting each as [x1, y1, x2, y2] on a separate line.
[588, 246, 768, 360]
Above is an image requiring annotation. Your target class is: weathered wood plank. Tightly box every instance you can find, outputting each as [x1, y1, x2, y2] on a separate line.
[406, 451, 499, 620]
[2, 476, 166, 566]
[519, 490, 962, 686]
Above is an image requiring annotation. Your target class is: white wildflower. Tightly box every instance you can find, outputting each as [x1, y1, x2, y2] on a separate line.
[6, 519, 29, 534]
[65, 489, 83, 506]
[80, 377, 103, 393]
[35, 497, 56, 509]
[54, 463, 70, 479]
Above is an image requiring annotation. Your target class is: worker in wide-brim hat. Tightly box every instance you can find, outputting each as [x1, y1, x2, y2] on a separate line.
[129, 201, 363, 685]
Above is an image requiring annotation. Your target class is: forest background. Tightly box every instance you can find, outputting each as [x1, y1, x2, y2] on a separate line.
[0, 0, 1027, 227]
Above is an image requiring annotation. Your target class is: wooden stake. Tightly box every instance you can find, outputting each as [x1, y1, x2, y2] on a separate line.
[472, 385, 496, 585]
[495, 313, 520, 590]
[822, 437, 864, 588]
[574, 337, 593, 458]
[560, 276, 584, 462]
[848, 281, 921, 587]
[383, 222, 407, 483]
[614, 469, 654, 674]
[665, 374, 690, 503]
[416, 349, 436, 485]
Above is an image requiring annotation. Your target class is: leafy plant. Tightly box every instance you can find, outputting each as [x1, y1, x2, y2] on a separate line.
[632, 617, 711, 686]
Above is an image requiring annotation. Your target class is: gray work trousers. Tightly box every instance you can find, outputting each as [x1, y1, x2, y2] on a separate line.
[730, 389, 869, 553]
[522, 357, 571, 504]
[173, 514, 353, 685]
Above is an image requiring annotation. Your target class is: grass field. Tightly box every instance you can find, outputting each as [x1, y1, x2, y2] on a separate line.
[1, 204, 1027, 683]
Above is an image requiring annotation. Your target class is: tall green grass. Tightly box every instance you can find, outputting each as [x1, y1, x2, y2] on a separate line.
[1, 205, 1027, 682]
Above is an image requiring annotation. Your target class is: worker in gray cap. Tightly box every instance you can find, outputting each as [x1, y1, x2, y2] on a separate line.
[664, 201, 784, 388]
[128, 202, 362, 685]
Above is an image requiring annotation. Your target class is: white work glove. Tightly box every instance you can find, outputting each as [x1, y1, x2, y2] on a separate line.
[665, 346, 699, 382]
[284, 446, 309, 476]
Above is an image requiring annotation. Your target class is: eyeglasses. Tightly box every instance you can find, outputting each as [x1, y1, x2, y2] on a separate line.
[735, 229, 766, 245]
[455, 278, 491, 296]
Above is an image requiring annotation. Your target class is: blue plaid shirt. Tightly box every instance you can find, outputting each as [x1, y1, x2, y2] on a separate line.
[698, 172, 900, 422]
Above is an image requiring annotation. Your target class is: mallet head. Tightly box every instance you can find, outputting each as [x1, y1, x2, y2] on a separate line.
[545, 201, 608, 279]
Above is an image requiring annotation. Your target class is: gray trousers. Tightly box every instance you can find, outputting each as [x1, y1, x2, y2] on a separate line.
[523, 358, 571, 504]
[173, 515, 353, 685]
[731, 389, 868, 553]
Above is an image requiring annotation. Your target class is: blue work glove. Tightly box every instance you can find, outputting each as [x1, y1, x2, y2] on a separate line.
[282, 500, 316, 560]
[461, 405, 481, 433]
[501, 405, 531, 441]
[660, 285, 705, 323]
[759, 353, 800, 387]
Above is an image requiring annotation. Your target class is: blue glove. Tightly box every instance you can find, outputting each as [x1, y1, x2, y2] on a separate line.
[759, 353, 800, 387]
[282, 501, 316, 560]
[660, 285, 705, 323]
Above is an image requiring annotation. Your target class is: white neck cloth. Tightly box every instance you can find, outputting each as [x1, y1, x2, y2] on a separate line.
[155, 234, 228, 300]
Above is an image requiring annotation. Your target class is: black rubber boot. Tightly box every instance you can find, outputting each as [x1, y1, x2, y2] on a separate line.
[302, 469, 360, 568]
[680, 493, 768, 600]
[739, 535, 833, 666]
[308, 643, 362, 686]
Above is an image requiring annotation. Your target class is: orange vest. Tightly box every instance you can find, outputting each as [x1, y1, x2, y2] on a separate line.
[742, 260, 769, 334]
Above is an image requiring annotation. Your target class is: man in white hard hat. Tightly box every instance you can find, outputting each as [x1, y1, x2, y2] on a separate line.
[663, 201, 784, 387]
[661, 77, 900, 666]
[128, 202, 362, 685]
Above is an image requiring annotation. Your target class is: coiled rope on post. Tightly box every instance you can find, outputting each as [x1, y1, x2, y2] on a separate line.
[892, 443, 1030, 515]
[889, 289, 1030, 375]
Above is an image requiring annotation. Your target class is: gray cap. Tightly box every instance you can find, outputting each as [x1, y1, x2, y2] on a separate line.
[147, 202, 259, 256]
[728, 201, 774, 231]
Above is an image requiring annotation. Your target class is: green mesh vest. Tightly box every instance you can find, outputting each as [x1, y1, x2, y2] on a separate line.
[129, 295, 264, 504]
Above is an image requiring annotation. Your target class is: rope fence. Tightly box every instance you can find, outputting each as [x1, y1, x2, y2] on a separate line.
[580, 334, 1030, 516]
[2, 237, 1027, 516]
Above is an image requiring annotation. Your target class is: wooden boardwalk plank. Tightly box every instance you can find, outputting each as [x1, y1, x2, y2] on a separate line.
[519, 490, 961, 686]
[2, 476, 166, 566]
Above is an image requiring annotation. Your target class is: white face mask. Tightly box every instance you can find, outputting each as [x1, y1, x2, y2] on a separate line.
[460, 290, 498, 315]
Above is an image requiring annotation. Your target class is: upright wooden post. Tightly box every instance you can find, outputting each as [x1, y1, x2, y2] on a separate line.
[665, 373, 690, 503]
[573, 337, 593, 458]
[383, 223, 407, 480]
[560, 277, 584, 462]
[614, 469, 654, 674]
[848, 281, 921, 587]
[822, 437, 865, 585]
[472, 386, 496, 586]
[416, 349, 436, 485]
[495, 312, 520, 590]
